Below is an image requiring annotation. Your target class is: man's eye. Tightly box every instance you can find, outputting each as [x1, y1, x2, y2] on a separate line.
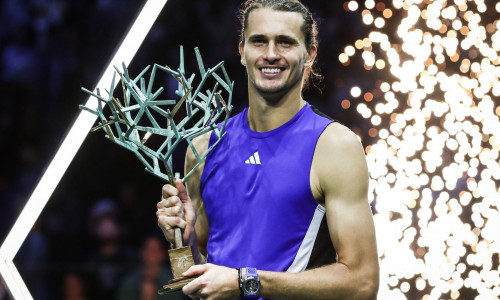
[253, 40, 265, 46]
[278, 41, 293, 47]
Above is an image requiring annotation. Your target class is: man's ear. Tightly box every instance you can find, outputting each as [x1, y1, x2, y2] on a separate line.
[239, 42, 246, 66]
[305, 45, 317, 68]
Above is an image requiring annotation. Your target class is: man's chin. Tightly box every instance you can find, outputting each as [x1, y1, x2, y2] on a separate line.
[253, 75, 302, 100]
[255, 82, 288, 96]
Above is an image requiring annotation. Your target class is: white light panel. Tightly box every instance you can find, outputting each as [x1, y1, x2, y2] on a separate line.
[0, 1, 169, 298]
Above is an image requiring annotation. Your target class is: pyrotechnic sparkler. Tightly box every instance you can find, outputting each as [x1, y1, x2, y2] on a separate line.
[341, 1, 500, 299]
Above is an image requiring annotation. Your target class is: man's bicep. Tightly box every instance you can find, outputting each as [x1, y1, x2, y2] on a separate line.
[184, 132, 211, 255]
[318, 125, 378, 274]
[325, 193, 377, 269]
[191, 191, 209, 256]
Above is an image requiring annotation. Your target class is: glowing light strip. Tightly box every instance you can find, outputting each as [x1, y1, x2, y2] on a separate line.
[0, 1, 168, 298]
[0, 260, 30, 299]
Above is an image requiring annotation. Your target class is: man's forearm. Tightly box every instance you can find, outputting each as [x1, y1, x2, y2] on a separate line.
[186, 227, 206, 265]
[258, 263, 378, 300]
[190, 241, 206, 264]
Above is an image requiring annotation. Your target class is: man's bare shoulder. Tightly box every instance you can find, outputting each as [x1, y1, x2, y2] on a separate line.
[311, 122, 367, 202]
[318, 122, 364, 154]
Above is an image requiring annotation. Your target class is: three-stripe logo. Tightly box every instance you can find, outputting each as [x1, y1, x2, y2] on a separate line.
[245, 151, 261, 165]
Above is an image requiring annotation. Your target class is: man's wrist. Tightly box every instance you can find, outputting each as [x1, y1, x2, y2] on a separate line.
[237, 268, 244, 297]
[241, 267, 261, 297]
[183, 227, 207, 264]
[186, 227, 197, 247]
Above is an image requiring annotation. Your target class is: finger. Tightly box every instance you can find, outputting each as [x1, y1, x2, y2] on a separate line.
[182, 276, 203, 297]
[175, 179, 189, 201]
[182, 278, 197, 296]
[162, 183, 178, 198]
[183, 264, 210, 277]
[157, 205, 185, 217]
[157, 215, 187, 230]
[157, 196, 182, 209]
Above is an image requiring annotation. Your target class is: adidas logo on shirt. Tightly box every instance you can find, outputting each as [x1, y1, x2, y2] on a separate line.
[245, 152, 261, 165]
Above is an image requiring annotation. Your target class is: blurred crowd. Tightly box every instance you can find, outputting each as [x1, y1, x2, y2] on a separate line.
[0, 0, 368, 299]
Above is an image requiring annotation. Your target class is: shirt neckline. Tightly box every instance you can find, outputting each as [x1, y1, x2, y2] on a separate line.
[242, 102, 310, 139]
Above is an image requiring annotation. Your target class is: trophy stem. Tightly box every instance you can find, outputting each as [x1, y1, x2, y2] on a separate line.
[159, 188, 197, 295]
[174, 228, 183, 249]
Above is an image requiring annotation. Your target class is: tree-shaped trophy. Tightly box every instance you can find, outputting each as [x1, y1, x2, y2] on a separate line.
[80, 46, 233, 295]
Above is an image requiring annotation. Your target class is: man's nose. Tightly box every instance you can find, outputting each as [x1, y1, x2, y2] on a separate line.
[264, 42, 280, 62]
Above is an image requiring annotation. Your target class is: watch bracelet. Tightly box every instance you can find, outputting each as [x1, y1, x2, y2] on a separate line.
[237, 268, 244, 297]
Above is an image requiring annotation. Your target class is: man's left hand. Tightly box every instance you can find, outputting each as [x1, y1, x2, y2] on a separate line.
[182, 264, 240, 300]
[182, 263, 240, 300]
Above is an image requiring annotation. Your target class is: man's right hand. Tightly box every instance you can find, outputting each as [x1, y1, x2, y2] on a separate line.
[156, 179, 197, 247]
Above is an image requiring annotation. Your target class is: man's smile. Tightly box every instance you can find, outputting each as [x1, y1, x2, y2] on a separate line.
[259, 67, 285, 77]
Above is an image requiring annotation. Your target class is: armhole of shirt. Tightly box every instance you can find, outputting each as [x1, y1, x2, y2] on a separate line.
[199, 130, 219, 196]
[308, 110, 336, 207]
[304, 108, 338, 270]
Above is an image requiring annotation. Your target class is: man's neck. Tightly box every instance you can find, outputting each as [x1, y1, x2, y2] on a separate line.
[247, 84, 305, 132]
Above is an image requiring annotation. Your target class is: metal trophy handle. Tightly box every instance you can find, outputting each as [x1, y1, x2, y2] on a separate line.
[159, 177, 197, 294]
[157, 227, 197, 294]
[79, 46, 233, 295]
[174, 228, 183, 249]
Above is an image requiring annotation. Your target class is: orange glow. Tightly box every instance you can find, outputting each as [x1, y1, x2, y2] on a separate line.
[364, 92, 374, 102]
[341, 99, 351, 109]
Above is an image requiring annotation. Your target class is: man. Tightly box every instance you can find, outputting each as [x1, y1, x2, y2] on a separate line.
[156, 1, 379, 299]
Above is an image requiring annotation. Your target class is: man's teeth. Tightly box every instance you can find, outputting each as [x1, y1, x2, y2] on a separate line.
[262, 68, 281, 73]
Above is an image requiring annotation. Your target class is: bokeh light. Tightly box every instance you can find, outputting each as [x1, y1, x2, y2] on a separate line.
[342, 1, 500, 299]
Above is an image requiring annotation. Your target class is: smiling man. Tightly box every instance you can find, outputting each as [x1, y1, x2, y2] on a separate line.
[156, 1, 380, 299]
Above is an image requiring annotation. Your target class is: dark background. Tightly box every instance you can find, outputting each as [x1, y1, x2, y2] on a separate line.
[0, 0, 395, 299]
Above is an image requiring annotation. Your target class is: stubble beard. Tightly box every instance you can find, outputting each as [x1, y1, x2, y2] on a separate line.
[250, 67, 304, 104]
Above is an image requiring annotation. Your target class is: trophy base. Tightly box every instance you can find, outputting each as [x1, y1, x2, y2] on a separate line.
[158, 276, 197, 295]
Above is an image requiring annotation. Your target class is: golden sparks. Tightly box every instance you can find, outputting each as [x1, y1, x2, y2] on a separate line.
[342, 0, 500, 299]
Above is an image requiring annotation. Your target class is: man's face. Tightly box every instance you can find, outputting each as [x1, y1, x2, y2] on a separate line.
[239, 8, 316, 99]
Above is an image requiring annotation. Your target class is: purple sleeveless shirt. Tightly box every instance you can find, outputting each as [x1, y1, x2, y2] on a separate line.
[200, 103, 336, 276]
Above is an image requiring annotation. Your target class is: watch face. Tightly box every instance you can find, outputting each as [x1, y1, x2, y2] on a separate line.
[245, 278, 260, 294]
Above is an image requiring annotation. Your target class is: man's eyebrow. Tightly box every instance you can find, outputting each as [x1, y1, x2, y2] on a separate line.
[248, 34, 299, 43]
[276, 35, 299, 43]
[248, 34, 267, 41]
